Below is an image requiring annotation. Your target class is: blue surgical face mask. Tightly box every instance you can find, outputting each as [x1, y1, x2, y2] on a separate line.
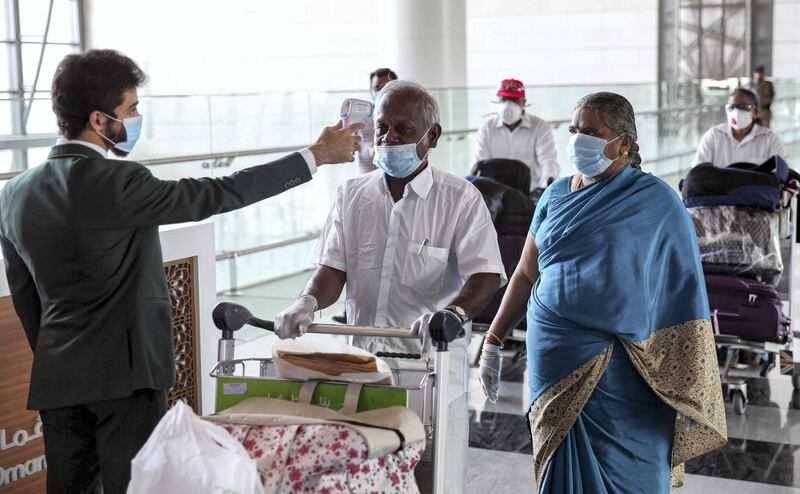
[373, 126, 432, 178]
[97, 112, 143, 155]
[566, 132, 624, 178]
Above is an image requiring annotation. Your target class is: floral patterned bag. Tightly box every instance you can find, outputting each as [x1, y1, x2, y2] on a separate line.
[207, 382, 427, 494]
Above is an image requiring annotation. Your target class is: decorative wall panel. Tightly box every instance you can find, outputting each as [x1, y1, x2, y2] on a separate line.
[164, 257, 200, 413]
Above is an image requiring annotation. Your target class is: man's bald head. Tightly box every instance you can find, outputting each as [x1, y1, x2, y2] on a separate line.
[376, 80, 440, 131]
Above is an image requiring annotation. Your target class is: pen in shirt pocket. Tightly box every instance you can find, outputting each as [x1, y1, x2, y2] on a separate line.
[418, 238, 430, 255]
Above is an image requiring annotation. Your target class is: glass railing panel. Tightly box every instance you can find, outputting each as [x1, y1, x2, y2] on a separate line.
[225, 241, 318, 293]
[208, 93, 315, 154]
[211, 152, 358, 252]
[0, 99, 15, 135]
[128, 96, 214, 160]
[22, 94, 62, 136]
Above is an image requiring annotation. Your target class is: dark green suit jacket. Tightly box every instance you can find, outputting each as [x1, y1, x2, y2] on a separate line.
[0, 143, 312, 410]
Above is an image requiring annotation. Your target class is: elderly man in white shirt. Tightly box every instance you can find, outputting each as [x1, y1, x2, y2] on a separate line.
[275, 79, 506, 493]
[694, 88, 789, 166]
[474, 78, 560, 190]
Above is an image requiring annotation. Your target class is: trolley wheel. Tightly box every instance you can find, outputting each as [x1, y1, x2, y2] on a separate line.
[793, 373, 800, 391]
[732, 391, 747, 415]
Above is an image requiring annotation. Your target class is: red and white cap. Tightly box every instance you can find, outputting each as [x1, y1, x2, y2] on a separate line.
[497, 79, 525, 99]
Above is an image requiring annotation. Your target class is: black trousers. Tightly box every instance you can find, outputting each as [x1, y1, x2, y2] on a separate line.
[39, 389, 167, 494]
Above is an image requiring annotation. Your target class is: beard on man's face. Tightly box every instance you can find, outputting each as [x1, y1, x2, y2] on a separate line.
[104, 120, 130, 157]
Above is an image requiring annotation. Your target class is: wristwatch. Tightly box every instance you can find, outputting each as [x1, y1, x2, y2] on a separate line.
[445, 304, 469, 324]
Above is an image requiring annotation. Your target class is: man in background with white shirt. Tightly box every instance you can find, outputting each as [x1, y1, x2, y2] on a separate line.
[473, 78, 560, 191]
[275, 79, 505, 493]
[356, 67, 398, 174]
[694, 88, 789, 167]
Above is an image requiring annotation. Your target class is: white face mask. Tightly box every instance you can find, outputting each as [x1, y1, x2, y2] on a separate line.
[498, 101, 523, 125]
[726, 108, 753, 131]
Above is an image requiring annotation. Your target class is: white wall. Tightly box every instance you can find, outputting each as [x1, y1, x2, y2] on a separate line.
[466, 0, 658, 87]
[85, 0, 796, 93]
[84, 0, 389, 94]
[773, 0, 800, 77]
[84, 0, 659, 95]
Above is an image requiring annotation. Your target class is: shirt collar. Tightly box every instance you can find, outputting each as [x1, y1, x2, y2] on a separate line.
[56, 137, 108, 157]
[494, 112, 533, 129]
[376, 164, 435, 200]
[407, 163, 434, 199]
[722, 122, 769, 144]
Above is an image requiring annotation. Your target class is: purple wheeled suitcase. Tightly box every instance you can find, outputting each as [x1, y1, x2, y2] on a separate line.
[704, 274, 790, 342]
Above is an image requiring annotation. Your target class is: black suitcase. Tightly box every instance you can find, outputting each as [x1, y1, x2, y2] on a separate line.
[466, 176, 534, 236]
[471, 159, 531, 194]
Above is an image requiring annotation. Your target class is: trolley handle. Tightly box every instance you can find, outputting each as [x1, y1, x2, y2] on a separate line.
[376, 352, 421, 359]
[247, 316, 275, 333]
[212, 301, 464, 348]
[212, 302, 417, 339]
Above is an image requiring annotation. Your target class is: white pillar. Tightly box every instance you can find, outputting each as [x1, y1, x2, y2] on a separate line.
[387, 0, 466, 88]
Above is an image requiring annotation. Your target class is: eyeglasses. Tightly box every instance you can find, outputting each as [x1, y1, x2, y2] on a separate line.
[725, 103, 754, 111]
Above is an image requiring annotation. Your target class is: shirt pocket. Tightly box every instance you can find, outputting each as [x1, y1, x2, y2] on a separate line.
[400, 241, 449, 296]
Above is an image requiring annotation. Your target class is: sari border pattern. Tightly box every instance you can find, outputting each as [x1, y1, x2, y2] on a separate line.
[527, 343, 614, 490]
[527, 319, 727, 492]
[621, 318, 728, 487]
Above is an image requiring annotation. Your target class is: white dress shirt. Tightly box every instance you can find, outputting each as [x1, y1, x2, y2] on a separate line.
[313, 164, 506, 350]
[55, 137, 109, 157]
[473, 112, 560, 190]
[55, 137, 319, 174]
[693, 123, 789, 167]
[312, 164, 505, 494]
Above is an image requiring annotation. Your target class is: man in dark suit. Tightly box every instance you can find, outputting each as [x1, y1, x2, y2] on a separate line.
[0, 49, 362, 494]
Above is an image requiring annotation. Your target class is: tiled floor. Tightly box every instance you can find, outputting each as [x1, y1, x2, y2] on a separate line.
[220, 270, 800, 494]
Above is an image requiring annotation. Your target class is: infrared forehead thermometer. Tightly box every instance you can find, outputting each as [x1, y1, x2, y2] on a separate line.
[340, 98, 373, 128]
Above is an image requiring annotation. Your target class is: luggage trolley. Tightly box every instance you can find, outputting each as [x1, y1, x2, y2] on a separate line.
[714, 183, 800, 415]
[208, 302, 460, 494]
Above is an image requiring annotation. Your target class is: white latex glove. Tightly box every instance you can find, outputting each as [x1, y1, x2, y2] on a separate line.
[410, 312, 434, 356]
[274, 295, 316, 339]
[479, 342, 502, 403]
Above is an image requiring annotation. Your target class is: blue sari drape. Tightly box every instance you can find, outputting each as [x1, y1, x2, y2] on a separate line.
[526, 166, 726, 493]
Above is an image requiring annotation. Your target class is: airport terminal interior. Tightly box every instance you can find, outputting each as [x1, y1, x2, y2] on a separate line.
[3, 0, 800, 493]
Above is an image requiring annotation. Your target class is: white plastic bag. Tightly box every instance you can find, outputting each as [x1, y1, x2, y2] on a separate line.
[127, 401, 264, 494]
[273, 338, 394, 384]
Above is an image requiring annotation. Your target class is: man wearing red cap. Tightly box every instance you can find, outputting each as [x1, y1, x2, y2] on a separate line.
[474, 78, 560, 191]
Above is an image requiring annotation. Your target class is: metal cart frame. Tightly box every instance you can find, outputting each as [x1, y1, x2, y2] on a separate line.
[714, 188, 800, 415]
[209, 309, 455, 494]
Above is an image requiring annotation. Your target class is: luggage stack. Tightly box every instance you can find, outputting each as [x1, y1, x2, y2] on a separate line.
[467, 159, 536, 378]
[682, 156, 794, 344]
[689, 206, 783, 286]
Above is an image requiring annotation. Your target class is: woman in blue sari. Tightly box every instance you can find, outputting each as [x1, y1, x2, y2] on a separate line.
[479, 92, 727, 493]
